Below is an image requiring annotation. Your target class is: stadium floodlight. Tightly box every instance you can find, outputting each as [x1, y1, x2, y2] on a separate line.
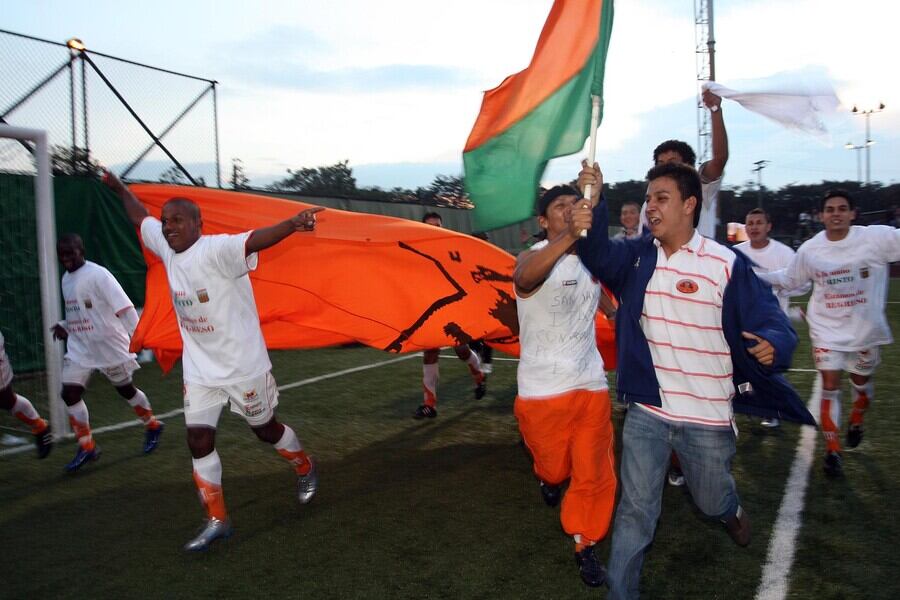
[0, 124, 66, 438]
[66, 38, 85, 51]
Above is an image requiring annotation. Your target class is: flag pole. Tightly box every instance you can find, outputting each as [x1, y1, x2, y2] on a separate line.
[580, 95, 602, 237]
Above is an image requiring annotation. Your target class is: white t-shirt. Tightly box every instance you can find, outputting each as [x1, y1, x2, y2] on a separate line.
[61, 261, 135, 369]
[516, 240, 607, 398]
[140, 217, 271, 385]
[697, 167, 723, 239]
[761, 225, 900, 351]
[734, 239, 808, 314]
[637, 232, 736, 428]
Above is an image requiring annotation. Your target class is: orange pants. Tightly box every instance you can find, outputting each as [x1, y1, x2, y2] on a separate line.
[514, 389, 617, 543]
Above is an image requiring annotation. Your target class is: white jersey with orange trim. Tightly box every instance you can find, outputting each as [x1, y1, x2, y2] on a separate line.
[516, 240, 607, 399]
[61, 261, 136, 369]
[638, 231, 736, 428]
[760, 225, 900, 351]
[140, 217, 271, 385]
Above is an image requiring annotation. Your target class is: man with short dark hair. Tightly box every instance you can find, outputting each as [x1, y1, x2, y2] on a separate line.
[614, 201, 642, 240]
[575, 161, 810, 599]
[513, 183, 616, 588]
[652, 89, 729, 240]
[53, 233, 164, 472]
[415, 211, 487, 419]
[759, 189, 900, 476]
[734, 208, 809, 428]
[104, 170, 323, 551]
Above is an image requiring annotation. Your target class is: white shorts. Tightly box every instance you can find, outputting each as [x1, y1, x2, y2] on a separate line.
[62, 357, 140, 388]
[0, 341, 13, 389]
[183, 371, 279, 428]
[813, 346, 881, 377]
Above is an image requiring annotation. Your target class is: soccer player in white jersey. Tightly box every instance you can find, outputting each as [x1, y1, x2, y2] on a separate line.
[53, 234, 163, 472]
[513, 184, 616, 588]
[759, 189, 900, 477]
[104, 170, 323, 551]
[414, 212, 487, 419]
[576, 161, 810, 599]
[0, 330, 53, 458]
[735, 208, 810, 427]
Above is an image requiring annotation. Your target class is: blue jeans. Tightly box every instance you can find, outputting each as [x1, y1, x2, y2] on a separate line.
[607, 405, 740, 600]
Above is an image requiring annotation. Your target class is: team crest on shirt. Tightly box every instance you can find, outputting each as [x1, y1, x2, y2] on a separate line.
[197, 288, 210, 303]
[860, 267, 869, 279]
[83, 298, 93, 309]
[676, 279, 699, 294]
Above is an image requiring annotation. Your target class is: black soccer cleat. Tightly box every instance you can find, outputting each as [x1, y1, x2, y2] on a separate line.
[34, 425, 53, 459]
[846, 424, 863, 449]
[823, 451, 843, 477]
[474, 376, 488, 400]
[539, 481, 561, 508]
[574, 545, 607, 588]
[414, 404, 437, 419]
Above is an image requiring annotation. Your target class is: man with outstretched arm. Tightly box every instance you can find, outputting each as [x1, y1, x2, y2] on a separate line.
[104, 170, 323, 551]
[575, 160, 812, 599]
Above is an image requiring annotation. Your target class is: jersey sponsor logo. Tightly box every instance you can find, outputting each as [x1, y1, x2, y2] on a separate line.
[173, 290, 193, 307]
[563, 280, 577, 286]
[676, 279, 699, 294]
[83, 298, 93, 309]
[197, 288, 210, 303]
[860, 267, 869, 279]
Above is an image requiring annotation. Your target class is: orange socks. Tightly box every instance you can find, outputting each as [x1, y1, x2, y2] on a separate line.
[11, 394, 48, 434]
[820, 389, 841, 453]
[849, 381, 872, 427]
[66, 400, 94, 451]
[127, 389, 161, 430]
[274, 425, 312, 475]
[192, 450, 227, 521]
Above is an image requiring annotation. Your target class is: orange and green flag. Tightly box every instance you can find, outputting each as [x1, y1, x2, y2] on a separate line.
[463, 0, 615, 231]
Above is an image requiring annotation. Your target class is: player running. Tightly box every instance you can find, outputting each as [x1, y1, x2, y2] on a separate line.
[53, 234, 163, 472]
[104, 170, 322, 551]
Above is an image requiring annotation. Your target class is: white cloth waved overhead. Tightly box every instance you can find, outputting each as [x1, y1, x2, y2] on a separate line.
[703, 76, 839, 141]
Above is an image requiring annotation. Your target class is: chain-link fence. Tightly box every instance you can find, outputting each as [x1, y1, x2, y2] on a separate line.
[0, 29, 220, 186]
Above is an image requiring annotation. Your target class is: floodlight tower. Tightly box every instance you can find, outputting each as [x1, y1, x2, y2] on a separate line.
[695, 0, 716, 163]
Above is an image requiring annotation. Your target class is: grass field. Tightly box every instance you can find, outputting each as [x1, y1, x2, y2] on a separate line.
[1, 284, 898, 599]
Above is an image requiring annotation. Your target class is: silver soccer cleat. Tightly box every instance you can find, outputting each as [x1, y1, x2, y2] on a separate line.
[183, 517, 233, 552]
[297, 458, 318, 504]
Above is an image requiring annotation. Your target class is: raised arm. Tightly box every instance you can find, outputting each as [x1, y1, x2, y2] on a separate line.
[102, 169, 149, 226]
[756, 249, 811, 292]
[515, 230, 581, 297]
[699, 89, 729, 182]
[245, 206, 325, 255]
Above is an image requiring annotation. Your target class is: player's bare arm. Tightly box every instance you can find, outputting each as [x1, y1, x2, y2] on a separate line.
[245, 207, 325, 255]
[102, 169, 149, 226]
[514, 212, 590, 297]
[699, 89, 728, 182]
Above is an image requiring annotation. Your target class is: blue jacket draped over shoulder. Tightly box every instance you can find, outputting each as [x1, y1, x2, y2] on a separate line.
[576, 197, 815, 426]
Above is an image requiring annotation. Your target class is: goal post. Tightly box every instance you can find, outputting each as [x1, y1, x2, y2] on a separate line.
[0, 123, 67, 438]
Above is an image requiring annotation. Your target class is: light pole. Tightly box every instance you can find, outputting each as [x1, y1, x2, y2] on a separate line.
[851, 103, 885, 185]
[752, 160, 769, 208]
[844, 142, 865, 183]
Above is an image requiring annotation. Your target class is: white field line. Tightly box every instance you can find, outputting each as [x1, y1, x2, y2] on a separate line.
[0, 353, 421, 459]
[755, 373, 822, 600]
